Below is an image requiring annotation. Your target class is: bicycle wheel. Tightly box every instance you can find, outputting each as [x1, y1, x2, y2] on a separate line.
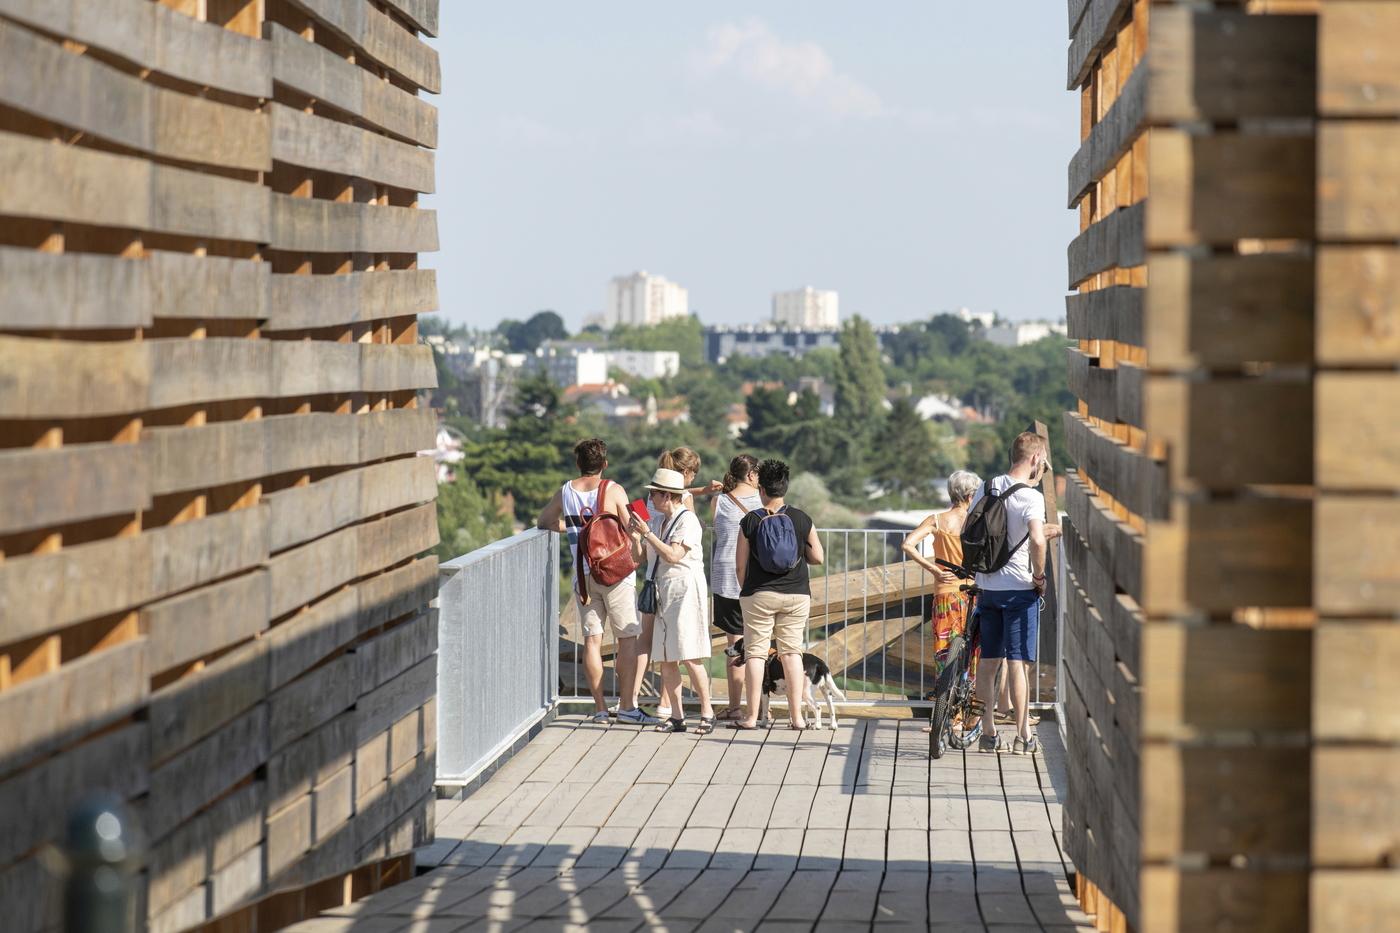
[928, 635, 965, 759]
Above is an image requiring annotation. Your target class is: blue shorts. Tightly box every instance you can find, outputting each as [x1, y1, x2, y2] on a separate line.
[978, 589, 1039, 661]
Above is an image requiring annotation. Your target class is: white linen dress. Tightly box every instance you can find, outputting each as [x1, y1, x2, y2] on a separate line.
[650, 509, 711, 662]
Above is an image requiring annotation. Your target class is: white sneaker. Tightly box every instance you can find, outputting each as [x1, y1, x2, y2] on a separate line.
[616, 708, 661, 726]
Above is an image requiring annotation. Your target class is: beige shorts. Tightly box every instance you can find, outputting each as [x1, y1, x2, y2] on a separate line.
[739, 591, 810, 660]
[578, 575, 642, 640]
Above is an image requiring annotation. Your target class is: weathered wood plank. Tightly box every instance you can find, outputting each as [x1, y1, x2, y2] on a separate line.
[1146, 252, 1314, 368]
[263, 412, 362, 476]
[1317, 373, 1400, 490]
[1148, 130, 1315, 247]
[268, 652, 358, 752]
[269, 103, 434, 192]
[1144, 375, 1313, 489]
[0, 335, 148, 418]
[1319, 121, 1400, 240]
[357, 407, 436, 462]
[0, 442, 148, 536]
[1065, 284, 1143, 346]
[147, 637, 268, 764]
[1067, 0, 1132, 90]
[1312, 747, 1400, 867]
[269, 340, 361, 398]
[143, 570, 268, 673]
[355, 654, 435, 744]
[1319, 1, 1400, 116]
[266, 586, 360, 691]
[359, 343, 437, 393]
[0, 246, 147, 330]
[1317, 246, 1400, 365]
[1139, 625, 1310, 739]
[1312, 870, 1400, 932]
[266, 526, 358, 619]
[267, 23, 437, 148]
[148, 707, 266, 841]
[1315, 622, 1400, 743]
[147, 251, 270, 321]
[0, 0, 270, 97]
[1316, 496, 1400, 615]
[266, 711, 355, 816]
[147, 337, 272, 409]
[381, 0, 438, 37]
[356, 610, 436, 697]
[0, 639, 146, 778]
[264, 269, 437, 332]
[264, 457, 433, 554]
[1063, 411, 1167, 521]
[0, 19, 269, 171]
[143, 418, 267, 496]
[269, 194, 437, 253]
[147, 781, 263, 915]
[1068, 62, 1145, 208]
[0, 723, 148, 865]
[1067, 202, 1145, 289]
[356, 502, 438, 577]
[358, 555, 438, 633]
[1140, 867, 1306, 933]
[0, 129, 270, 241]
[284, 0, 440, 92]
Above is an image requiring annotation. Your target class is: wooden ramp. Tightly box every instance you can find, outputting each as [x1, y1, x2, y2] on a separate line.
[293, 713, 1092, 932]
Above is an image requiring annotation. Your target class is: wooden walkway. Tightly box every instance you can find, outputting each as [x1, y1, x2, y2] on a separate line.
[289, 715, 1094, 932]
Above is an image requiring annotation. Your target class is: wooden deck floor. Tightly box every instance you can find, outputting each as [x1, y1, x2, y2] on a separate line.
[290, 714, 1094, 932]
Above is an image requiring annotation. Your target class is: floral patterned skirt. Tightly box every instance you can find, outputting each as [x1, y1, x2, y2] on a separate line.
[930, 590, 978, 680]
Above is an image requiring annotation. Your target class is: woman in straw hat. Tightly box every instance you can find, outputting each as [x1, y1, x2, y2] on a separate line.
[629, 467, 715, 734]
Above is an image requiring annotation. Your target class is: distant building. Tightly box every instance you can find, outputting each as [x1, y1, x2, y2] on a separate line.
[605, 271, 689, 328]
[982, 320, 1068, 347]
[773, 287, 839, 329]
[526, 346, 609, 388]
[563, 382, 645, 421]
[607, 349, 680, 380]
[705, 326, 840, 364]
[913, 393, 966, 422]
[953, 307, 996, 329]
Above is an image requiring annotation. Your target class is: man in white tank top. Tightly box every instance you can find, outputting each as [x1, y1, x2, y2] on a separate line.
[537, 438, 656, 725]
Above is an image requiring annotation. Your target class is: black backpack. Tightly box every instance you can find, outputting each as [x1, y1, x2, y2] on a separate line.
[960, 480, 1031, 574]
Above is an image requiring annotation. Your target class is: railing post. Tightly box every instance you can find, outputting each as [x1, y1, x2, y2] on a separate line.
[63, 795, 139, 933]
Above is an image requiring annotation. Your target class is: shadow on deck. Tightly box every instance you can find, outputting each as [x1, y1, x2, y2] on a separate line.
[285, 716, 1094, 932]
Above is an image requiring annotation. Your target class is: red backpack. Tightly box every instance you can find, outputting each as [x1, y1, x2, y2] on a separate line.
[576, 478, 638, 601]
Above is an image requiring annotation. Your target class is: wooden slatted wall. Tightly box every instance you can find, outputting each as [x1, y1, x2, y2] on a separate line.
[0, 1, 441, 930]
[1312, 3, 1400, 930]
[1067, 2, 1400, 931]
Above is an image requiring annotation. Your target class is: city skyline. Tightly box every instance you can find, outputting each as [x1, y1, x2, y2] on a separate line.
[422, 2, 1078, 331]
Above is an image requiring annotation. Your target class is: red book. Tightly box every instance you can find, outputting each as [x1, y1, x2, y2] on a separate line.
[627, 498, 651, 522]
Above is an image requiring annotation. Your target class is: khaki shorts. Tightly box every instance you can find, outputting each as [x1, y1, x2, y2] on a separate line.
[739, 591, 810, 660]
[578, 575, 642, 639]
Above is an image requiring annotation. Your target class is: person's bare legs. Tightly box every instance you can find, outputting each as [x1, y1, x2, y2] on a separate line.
[1008, 659, 1031, 741]
[725, 634, 744, 716]
[780, 653, 807, 729]
[684, 659, 714, 720]
[583, 633, 607, 713]
[977, 656, 1003, 736]
[615, 635, 639, 711]
[660, 663, 683, 720]
[633, 614, 655, 707]
[740, 657, 765, 727]
[997, 675, 1012, 718]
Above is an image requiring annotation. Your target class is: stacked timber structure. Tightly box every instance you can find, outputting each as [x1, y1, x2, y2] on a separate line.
[1064, 1, 1399, 930]
[0, 1, 441, 930]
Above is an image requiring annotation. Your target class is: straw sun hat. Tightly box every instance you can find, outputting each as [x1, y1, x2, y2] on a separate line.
[644, 468, 686, 495]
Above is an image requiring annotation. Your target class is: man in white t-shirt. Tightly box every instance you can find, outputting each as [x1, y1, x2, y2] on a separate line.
[969, 432, 1061, 756]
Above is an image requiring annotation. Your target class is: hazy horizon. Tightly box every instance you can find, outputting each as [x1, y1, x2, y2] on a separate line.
[423, 3, 1078, 332]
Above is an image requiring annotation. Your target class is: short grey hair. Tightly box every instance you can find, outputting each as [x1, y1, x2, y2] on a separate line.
[948, 470, 981, 505]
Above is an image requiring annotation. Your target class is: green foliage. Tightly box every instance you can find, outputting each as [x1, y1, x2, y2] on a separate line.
[833, 316, 886, 431]
[869, 398, 964, 506]
[498, 310, 568, 353]
[608, 316, 705, 367]
[434, 477, 514, 562]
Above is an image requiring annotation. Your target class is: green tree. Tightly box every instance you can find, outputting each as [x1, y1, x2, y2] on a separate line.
[870, 398, 958, 505]
[833, 316, 886, 431]
[434, 477, 514, 562]
[501, 310, 568, 353]
[741, 385, 792, 452]
[609, 316, 705, 367]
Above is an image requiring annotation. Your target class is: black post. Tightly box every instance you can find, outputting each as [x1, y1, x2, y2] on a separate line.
[64, 795, 139, 933]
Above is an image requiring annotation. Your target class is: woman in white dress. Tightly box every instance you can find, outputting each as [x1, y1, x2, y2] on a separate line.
[629, 467, 715, 734]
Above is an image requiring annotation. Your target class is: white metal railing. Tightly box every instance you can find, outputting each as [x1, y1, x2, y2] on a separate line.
[436, 529, 559, 786]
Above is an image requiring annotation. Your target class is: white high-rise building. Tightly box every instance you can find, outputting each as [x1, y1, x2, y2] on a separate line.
[604, 271, 689, 328]
[772, 287, 839, 329]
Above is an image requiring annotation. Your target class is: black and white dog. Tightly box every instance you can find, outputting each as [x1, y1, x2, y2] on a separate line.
[725, 638, 847, 729]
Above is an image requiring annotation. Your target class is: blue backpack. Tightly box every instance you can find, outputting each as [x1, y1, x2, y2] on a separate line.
[754, 507, 801, 574]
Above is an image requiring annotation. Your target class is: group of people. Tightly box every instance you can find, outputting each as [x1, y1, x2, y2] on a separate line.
[537, 430, 1057, 752]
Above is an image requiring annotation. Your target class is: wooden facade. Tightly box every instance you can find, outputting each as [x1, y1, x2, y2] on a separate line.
[1064, 1, 1399, 930]
[0, 0, 441, 929]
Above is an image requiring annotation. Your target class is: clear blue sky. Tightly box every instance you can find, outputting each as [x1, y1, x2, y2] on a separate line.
[422, 3, 1077, 331]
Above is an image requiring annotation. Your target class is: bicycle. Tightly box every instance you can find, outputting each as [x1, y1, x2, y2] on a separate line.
[927, 559, 1005, 759]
